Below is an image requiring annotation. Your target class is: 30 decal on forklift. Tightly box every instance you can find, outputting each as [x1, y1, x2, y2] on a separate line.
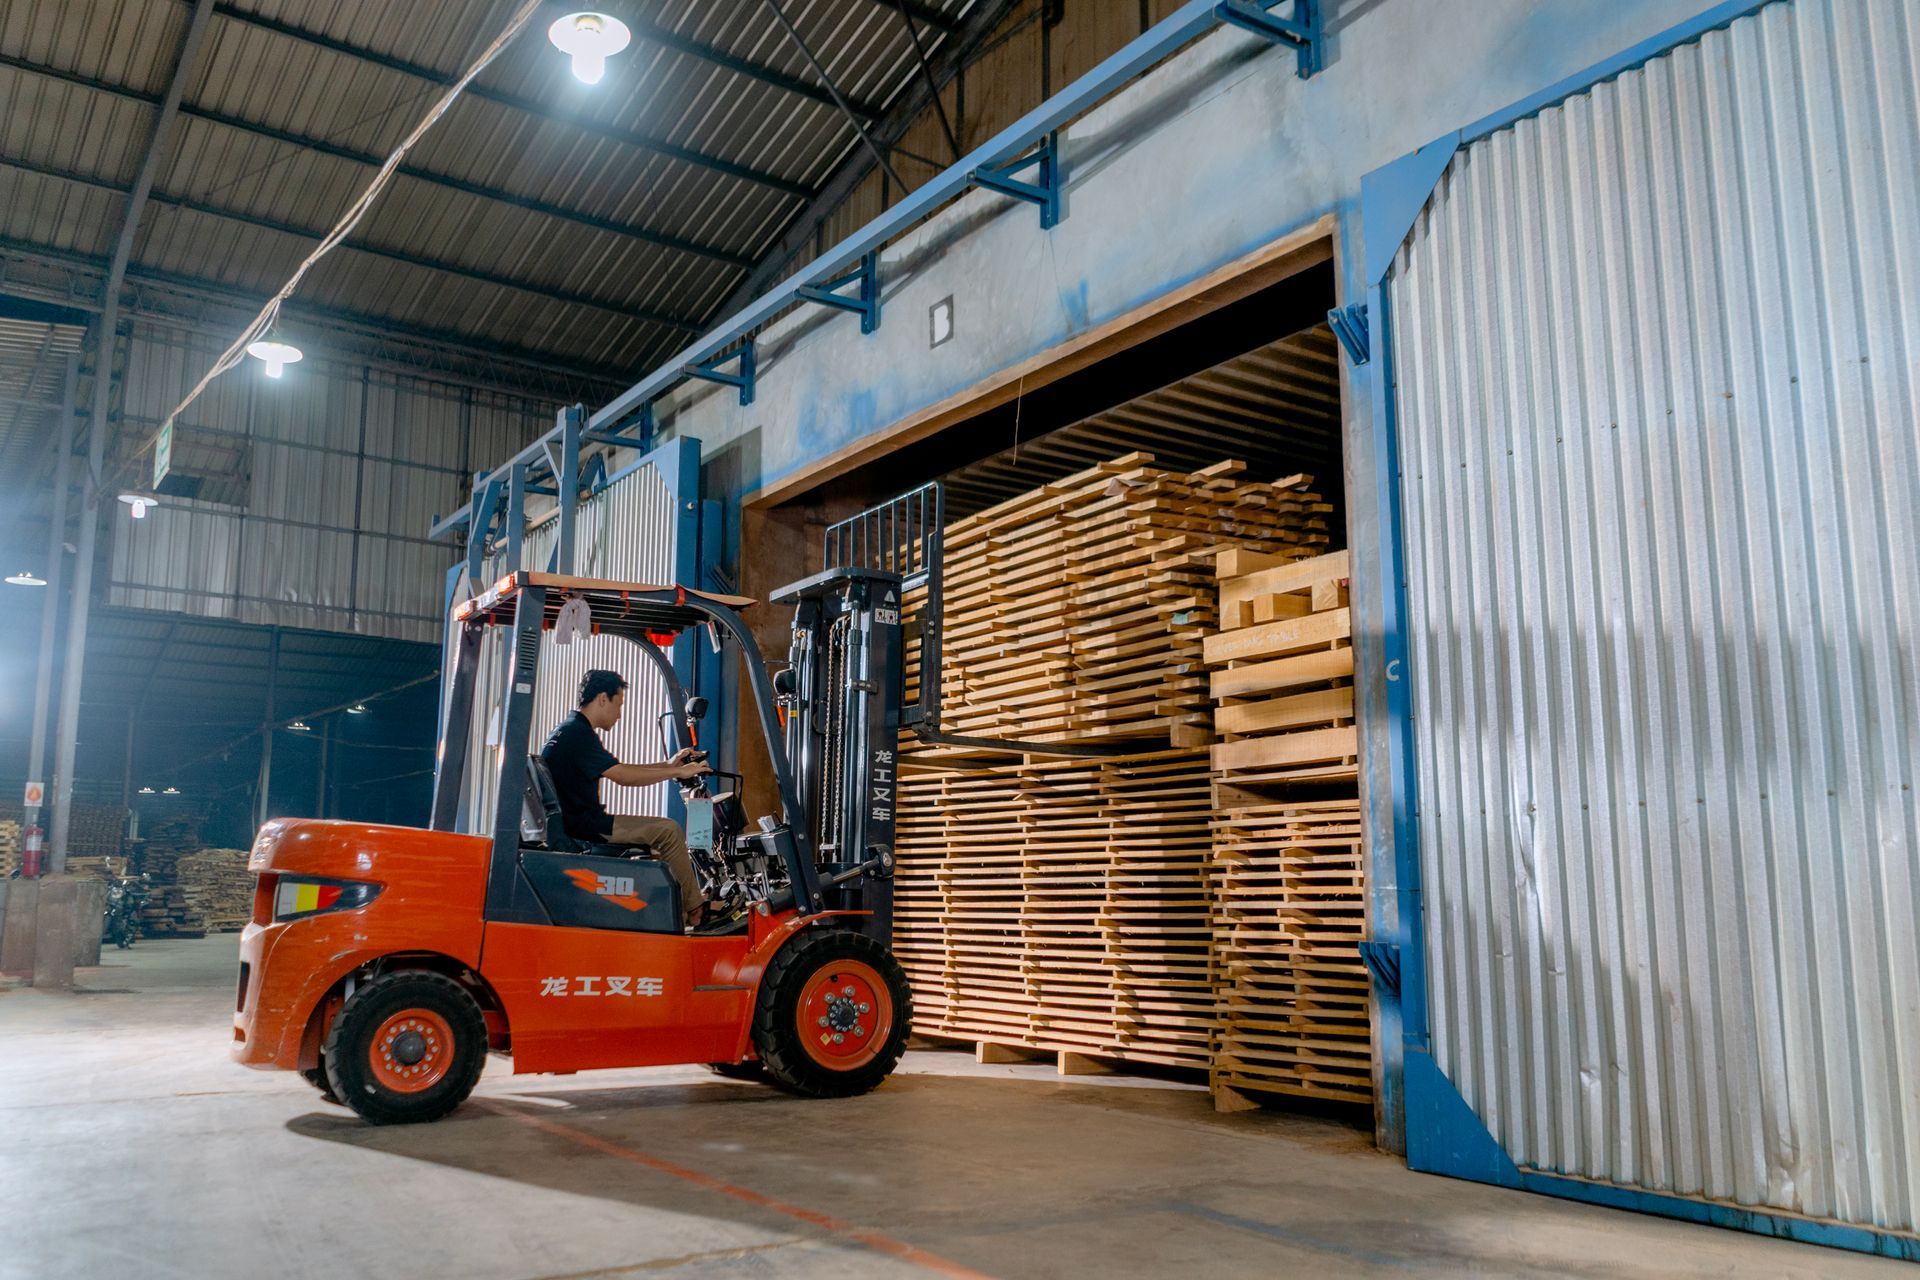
[538, 976, 665, 997]
[560, 867, 647, 911]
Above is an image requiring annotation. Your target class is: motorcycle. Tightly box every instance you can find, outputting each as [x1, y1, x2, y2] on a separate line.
[103, 874, 149, 949]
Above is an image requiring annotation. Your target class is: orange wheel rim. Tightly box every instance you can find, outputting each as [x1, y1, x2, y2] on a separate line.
[797, 959, 892, 1071]
[367, 1009, 455, 1094]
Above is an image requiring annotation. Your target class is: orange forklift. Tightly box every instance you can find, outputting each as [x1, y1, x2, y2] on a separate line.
[232, 542, 917, 1124]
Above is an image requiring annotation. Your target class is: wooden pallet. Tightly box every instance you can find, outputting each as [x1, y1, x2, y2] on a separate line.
[903, 454, 1331, 752]
[895, 751, 1219, 1071]
[1205, 550, 1356, 782]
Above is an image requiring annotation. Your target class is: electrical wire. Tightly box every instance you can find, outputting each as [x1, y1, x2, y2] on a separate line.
[112, 0, 546, 488]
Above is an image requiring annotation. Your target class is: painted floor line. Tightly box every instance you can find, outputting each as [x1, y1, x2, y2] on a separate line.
[480, 1099, 996, 1280]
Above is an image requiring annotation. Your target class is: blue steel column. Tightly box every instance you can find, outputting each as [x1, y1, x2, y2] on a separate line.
[658, 437, 702, 825]
[555, 405, 581, 573]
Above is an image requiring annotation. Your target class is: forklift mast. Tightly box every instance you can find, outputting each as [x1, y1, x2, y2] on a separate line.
[771, 564, 904, 941]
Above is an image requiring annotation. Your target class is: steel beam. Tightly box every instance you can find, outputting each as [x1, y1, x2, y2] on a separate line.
[23, 354, 78, 845]
[0, 54, 788, 252]
[52, 0, 217, 872]
[719, 0, 1021, 312]
[199, 1, 890, 124]
[761, 0, 906, 193]
[438, 0, 1322, 539]
[0, 156, 702, 333]
[0, 236, 630, 393]
[594, 0, 1275, 433]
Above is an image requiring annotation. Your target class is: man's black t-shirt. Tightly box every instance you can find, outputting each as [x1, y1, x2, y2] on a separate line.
[539, 710, 617, 841]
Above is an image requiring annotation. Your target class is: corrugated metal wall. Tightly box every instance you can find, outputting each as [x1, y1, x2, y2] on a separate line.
[109, 324, 551, 644]
[458, 459, 681, 831]
[1389, 0, 1918, 1233]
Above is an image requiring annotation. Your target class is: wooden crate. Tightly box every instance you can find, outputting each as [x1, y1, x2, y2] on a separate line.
[905, 454, 1331, 754]
[1205, 550, 1356, 782]
[895, 751, 1219, 1071]
[1210, 792, 1371, 1107]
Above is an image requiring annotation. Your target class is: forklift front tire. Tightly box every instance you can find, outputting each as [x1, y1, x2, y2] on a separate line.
[323, 971, 488, 1125]
[753, 929, 911, 1099]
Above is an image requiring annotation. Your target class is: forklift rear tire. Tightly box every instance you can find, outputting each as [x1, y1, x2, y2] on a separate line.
[752, 929, 911, 1099]
[323, 971, 488, 1125]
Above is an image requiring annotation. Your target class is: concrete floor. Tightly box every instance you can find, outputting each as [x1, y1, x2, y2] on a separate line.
[0, 938, 1903, 1280]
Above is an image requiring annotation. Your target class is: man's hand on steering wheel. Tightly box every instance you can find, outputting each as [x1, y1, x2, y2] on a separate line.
[668, 746, 708, 780]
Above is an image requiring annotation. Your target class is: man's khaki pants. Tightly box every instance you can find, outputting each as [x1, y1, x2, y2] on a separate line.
[609, 815, 701, 923]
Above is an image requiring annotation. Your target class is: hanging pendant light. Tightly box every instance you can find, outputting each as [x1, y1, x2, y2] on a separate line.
[548, 12, 632, 85]
[246, 337, 303, 378]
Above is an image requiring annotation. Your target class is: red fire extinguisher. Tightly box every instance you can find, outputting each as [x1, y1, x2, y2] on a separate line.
[21, 825, 44, 879]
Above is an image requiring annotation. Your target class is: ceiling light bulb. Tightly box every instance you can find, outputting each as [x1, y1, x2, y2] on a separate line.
[139, 786, 155, 795]
[549, 12, 631, 85]
[118, 493, 158, 520]
[347, 703, 369, 714]
[162, 786, 180, 795]
[288, 720, 311, 732]
[246, 338, 303, 378]
[5, 570, 46, 586]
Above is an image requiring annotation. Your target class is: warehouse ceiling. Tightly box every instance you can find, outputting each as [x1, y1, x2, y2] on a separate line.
[0, 0, 1000, 391]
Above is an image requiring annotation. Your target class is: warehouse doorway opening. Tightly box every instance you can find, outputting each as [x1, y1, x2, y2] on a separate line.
[743, 224, 1372, 1130]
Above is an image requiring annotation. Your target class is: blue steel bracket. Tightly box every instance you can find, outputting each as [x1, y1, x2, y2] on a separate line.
[795, 250, 882, 335]
[1357, 939, 1400, 996]
[684, 340, 756, 406]
[1215, 0, 1322, 78]
[1328, 302, 1370, 366]
[971, 132, 1063, 229]
[583, 402, 655, 453]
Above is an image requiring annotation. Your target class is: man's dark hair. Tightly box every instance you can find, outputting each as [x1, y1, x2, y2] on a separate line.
[578, 669, 627, 707]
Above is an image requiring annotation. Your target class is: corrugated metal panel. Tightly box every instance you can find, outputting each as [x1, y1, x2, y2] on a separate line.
[110, 325, 547, 645]
[1389, 0, 1919, 1233]
[460, 458, 682, 831]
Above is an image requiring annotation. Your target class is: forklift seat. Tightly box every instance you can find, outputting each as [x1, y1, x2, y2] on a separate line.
[519, 755, 681, 931]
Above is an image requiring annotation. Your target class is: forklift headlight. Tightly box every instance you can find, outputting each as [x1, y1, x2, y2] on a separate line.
[273, 877, 381, 922]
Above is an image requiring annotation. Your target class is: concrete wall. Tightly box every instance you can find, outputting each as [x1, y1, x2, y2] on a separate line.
[646, 0, 1710, 1149]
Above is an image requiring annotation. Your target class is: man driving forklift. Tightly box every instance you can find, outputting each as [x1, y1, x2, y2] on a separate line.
[540, 669, 710, 928]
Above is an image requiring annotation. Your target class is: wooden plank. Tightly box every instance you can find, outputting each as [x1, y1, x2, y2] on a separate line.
[1202, 609, 1351, 665]
[1214, 687, 1354, 736]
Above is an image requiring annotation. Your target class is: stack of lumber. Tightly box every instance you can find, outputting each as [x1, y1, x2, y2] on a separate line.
[137, 883, 204, 938]
[1205, 547, 1371, 1110]
[64, 803, 127, 859]
[176, 848, 253, 931]
[131, 815, 210, 936]
[912, 454, 1331, 754]
[1204, 549, 1356, 782]
[0, 820, 19, 877]
[894, 751, 1217, 1069]
[1210, 790, 1371, 1105]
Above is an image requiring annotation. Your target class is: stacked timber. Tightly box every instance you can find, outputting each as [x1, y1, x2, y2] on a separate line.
[894, 751, 1217, 1068]
[176, 848, 253, 931]
[64, 803, 128, 859]
[133, 815, 210, 936]
[1210, 790, 1371, 1105]
[1204, 549, 1356, 782]
[137, 883, 204, 938]
[893, 453, 1338, 1076]
[912, 454, 1331, 753]
[1205, 548, 1371, 1110]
